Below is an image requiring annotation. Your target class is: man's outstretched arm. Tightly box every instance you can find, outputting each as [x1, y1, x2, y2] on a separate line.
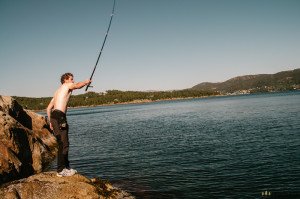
[70, 79, 91, 90]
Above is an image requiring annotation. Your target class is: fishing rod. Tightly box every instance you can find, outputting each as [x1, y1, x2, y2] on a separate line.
[85, 0, 116, 91]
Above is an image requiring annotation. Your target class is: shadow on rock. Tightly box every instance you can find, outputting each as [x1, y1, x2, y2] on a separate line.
[0, 95, 58, 184]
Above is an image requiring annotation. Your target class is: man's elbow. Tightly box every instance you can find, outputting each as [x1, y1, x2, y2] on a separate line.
[47, 104, 53, 112]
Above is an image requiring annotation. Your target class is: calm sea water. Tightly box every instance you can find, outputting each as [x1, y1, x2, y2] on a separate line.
[41, 91, 300, 198]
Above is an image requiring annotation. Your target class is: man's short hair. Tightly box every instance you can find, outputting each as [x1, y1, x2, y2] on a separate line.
[61, 73, 73, 84]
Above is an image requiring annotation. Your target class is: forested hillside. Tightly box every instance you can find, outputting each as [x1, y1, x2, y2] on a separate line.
[14, 89, 218, 111]
[12, 68, 300, 110]
[192, 68, 300, 94]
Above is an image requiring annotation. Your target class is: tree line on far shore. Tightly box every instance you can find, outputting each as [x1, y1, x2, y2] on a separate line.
[13, 89, 219, 111]
[192, 68, 300, 94]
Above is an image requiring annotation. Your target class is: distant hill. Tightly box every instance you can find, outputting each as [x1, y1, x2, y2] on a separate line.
[191, 68, 300, 94]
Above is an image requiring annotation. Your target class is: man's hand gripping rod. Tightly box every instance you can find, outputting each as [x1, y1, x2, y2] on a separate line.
[85, 0, 116, 91]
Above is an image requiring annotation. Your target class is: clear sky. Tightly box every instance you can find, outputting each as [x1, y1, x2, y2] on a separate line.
[1, 0, 299, 97]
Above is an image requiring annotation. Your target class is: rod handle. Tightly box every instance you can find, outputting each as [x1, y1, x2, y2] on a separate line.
[85, 83, 93, 91]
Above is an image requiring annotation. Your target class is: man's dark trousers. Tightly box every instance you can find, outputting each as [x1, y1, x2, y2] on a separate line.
[50, 109, 70, 172]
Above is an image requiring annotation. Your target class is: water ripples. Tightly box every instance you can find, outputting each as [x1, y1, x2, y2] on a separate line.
[45, 91, 300, 198]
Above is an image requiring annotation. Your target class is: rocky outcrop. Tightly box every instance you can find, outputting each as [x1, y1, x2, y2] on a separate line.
[0, 172, 134, 199]
[0, 96, 135, 198]
[0, 95, 58, 184]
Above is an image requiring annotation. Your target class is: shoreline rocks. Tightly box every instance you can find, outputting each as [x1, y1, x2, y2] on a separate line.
[0, 95, 135, 198]
[0, 95, 58, 184]
[0, 172, 134, 199]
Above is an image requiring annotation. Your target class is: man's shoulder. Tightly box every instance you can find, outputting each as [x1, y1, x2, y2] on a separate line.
[63, 82, 73, 86]
[62, 83, 74, 88]
[57, 83, 73, 94]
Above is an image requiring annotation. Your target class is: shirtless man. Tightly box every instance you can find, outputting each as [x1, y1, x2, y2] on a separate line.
[47, 73, 91, 177]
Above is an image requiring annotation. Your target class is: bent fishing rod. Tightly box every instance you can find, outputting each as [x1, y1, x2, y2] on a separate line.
[85, 0, 116, 91]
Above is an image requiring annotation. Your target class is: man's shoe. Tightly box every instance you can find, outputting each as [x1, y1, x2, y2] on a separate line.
[67, 168, 77, 174]
[57, 168, 75, 177]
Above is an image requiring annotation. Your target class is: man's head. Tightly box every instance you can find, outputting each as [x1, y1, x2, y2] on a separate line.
[60, 73, 74, 84]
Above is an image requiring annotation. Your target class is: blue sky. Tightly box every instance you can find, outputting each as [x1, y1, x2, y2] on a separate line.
[1, 0, 299, 97]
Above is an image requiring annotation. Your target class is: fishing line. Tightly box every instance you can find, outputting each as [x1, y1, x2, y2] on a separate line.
[86, 0, 116, 91]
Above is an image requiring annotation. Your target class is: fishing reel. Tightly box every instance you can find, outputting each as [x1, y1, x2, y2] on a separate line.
[85, 83, 93, 91]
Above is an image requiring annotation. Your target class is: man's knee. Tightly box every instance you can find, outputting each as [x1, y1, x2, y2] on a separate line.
[61, 131, 69, 154]
[63, 142, 69, 154]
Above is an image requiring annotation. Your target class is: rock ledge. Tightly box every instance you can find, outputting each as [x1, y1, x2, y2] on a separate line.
[0, 171, 135, 199]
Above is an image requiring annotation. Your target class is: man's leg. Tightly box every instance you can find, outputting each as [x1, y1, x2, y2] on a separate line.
[51, 110, 75, 176]
[56, 134, 65, 172]
[60, 128, 70, 169]
[50, 117, 65, 172]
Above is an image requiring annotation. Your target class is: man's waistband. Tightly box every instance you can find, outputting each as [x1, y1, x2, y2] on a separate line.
[52, 109, 66, 116]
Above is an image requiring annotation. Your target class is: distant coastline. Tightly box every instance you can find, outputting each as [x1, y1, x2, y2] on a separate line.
[16, 89, 219, 111]
[192, 68, 300, 95]
[21, 89, 300, 113]
[34, 95, 224, 112]
[57, 90, 299, 112]
[13, 68, 300, 112]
